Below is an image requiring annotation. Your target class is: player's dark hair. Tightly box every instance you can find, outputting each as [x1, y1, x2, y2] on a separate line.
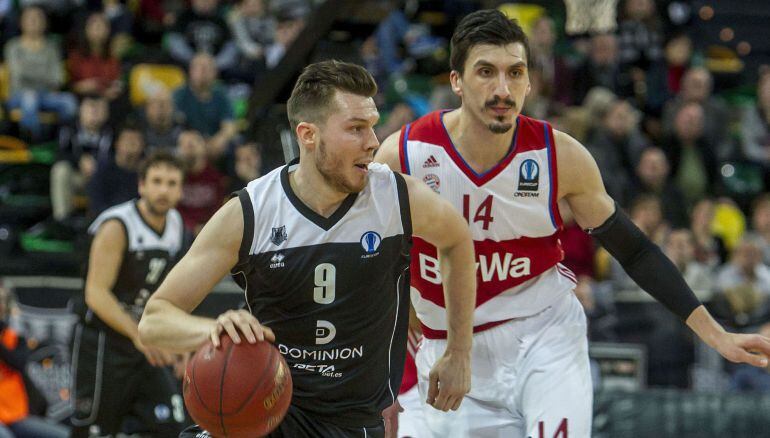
[286, 60, 377, 131]
[138, 150, 184, 181]
[450, 9, 531, 75]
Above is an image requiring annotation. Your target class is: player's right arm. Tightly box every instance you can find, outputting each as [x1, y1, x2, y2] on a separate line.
[85, 219, 174, 366]
[139, 198, 274, 353]
[374, 131, 402, 171]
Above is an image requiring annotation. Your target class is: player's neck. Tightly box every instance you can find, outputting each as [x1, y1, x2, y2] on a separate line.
[445, 108, 517, 173]
[289, 164, 348, 218]
[137, 199, 167, 234]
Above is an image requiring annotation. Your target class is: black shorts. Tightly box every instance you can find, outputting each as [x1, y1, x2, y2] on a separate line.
[179, 404, 384, 438]
[70, 324, 186, 438]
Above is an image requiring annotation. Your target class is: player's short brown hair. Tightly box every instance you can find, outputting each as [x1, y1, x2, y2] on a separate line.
[286, 60, 377, 131]
[138, 150, 184, 181]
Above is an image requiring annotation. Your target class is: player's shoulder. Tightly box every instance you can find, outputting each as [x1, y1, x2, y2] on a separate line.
[88, 200, 135, 235]
[242, 164, 284, 197]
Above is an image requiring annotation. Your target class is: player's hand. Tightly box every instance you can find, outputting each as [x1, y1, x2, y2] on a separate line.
[211, 309, 275, 348]
[712, 331, 770, 368]
[427, 348, 471, 412]
[134, 338, 176, 367]
[382, 398, 403, 438]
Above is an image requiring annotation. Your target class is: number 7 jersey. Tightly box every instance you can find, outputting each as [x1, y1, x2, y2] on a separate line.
[400, 110, 577, 339]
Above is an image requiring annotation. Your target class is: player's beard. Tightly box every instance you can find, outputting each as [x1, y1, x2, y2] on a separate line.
[315, 140, 366, 194]
[485, 96, 516, 134]
[145, 197, 171, 217]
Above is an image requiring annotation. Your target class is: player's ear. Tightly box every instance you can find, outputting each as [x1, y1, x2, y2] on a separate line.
[295, 122, 318, 150]
[450, 70, 463, 97]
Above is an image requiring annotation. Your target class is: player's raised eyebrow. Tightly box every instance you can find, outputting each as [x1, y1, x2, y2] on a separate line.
[473, 59, 527, 69]
[348, 115, 380, 124]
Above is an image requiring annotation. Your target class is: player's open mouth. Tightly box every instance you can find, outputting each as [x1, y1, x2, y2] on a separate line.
[354, 163, 369, 173]
[489, 107, 512, 115]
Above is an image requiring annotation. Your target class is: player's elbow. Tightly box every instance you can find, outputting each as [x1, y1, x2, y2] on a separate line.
[138, 299, 162, 346]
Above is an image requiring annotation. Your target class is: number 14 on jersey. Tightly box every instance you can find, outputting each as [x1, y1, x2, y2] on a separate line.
[463, 195, 495, 230]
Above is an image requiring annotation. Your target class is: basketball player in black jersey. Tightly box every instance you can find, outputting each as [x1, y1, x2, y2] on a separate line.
[71, 151, 188, 437]
[139, 60, 478, 438]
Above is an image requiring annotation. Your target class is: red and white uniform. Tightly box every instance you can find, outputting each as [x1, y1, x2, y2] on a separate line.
[399, 111, 592, 438]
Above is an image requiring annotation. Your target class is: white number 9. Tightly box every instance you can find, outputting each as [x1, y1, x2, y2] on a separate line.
[313, 263, 336, 304]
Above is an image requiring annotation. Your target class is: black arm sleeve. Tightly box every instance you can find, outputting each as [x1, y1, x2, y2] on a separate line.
[588, 204, 702, 320]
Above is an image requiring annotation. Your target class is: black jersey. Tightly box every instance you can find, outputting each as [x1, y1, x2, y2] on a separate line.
[232, 161, 412, 428]
[79, 200, 185, 341]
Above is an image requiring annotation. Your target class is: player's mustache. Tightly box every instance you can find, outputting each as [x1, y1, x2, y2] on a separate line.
[485, 98, 516, 108]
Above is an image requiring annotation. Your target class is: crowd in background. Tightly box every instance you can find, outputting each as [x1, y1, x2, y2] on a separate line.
[0, 0, 770, 403]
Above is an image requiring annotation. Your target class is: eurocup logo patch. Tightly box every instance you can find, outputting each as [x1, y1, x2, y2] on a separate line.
[361, 231, 382, 255]
[517, 159, 539, 192]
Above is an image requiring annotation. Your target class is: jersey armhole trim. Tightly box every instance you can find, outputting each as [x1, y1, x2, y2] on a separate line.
[544, 122, 563, 229]
[236, 189, 255, 266]
[399, 124, 412, 175]
[393, 172, 412, 237]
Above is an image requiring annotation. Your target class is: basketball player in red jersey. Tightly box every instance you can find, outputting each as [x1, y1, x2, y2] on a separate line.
[376, 9, 770, 438]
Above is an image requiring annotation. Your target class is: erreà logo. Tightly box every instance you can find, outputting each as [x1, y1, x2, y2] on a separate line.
[517, 159, 539, 192]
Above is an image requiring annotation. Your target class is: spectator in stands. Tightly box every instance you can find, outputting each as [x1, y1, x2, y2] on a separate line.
[5, 6, 77, 140]
[67, 12, 122, 100]
[663, 33, 693, 97]
[714, 235, 770, 326]
[138, 88, 183, 151]
[630, 146, 689, 227]
[751, 193, 770, 265]
[740, 68, 770, 178]
[0, 286, 69, 438]
[87, 125, 144, 217]
[176, 129, 225, 234]
[0, 1, 18, 50]
[691, 198, 728, 267]
[165, 0, 238, 74]
[229, 142, 262, 192]
[662, 67, 730, 159]
[572, 33, 623, 104]
[529, 15, 573, 107]
[264, 5, 306, 69]
[663, 101, 718, 207]
[586, 98, 648, 205]
[51, 95, 113, 221]
[227, 0, 274, 82]
[137, 0, 185, 43]
[664, 228, 714, 295]
[173, 53, 237, 160]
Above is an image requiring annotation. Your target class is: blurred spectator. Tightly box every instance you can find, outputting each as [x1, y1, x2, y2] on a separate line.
[375, 103, 414, 141]
[617, 0, 664, 69]
[690, 198, 728, 267]
[51, 95, 113, 221]
[572, 33, 623, 104]
[586, 98, 648, 205]
[664, 228, 714, 295]
[0, 287, 69, 438]
[264, 9, 305, 69]
[664, 33, 693, 96]
[87, 126, 144, 217]
[165, 0, 238, 74]
[176, 129, 225, 234]
[5, 6, 77, 140]
[740, 68, 770, 174]
[662, 67, 730, 158]
[629, 146, 689, 227]
[173, 53, 237, 159]
[0, 0, 18, 50]
[138, 88, 183, 151]
[227, 0, 274, 81]
[522, 66, 552, 120]
[529, 15, 573, 107]
[573, 276, 618, 342]
[751, 193, 770, 265]
[663, 101, 718, 207]
[67, 12, 123, 100]
[714, 235, 770, 326]
[229, 142, 262, 192]
[137, 0, 184, 43]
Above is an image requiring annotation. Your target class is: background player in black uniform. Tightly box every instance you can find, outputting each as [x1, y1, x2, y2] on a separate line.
[138, 60, 477, 438]
[71, 151, 188, 437]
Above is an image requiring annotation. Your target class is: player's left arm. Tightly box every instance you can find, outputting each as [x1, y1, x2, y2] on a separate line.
[402, 173, 476, 412]
[555, 129, 770, 367]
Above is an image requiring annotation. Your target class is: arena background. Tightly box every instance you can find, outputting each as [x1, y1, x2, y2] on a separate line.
[2, 0, 770, 436]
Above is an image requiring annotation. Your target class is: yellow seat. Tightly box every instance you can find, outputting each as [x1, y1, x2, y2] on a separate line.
[129, 64, 186, 107]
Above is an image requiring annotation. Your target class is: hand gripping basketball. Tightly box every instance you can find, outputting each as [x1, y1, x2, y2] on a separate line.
[211, 309, 275, 347]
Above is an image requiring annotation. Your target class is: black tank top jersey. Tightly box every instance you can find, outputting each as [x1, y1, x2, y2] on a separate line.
[232, 160, 412, 428]
[78, 200, 185, 342]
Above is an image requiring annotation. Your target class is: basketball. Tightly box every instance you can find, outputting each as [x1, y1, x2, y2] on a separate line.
[183, 334, 292, 437]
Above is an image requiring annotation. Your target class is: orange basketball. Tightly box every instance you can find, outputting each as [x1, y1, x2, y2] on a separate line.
[183, 334, 292, 437]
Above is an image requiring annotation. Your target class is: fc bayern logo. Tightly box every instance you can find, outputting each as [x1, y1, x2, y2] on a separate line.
[423, 174, 440, 193]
